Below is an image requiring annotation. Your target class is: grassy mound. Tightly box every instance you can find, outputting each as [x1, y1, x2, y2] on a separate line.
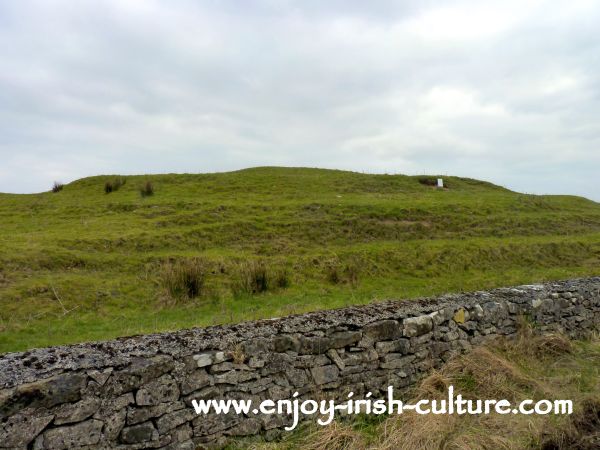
[0, 167, 599, 352]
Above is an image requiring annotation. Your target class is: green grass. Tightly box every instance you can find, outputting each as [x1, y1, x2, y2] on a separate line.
[1, 167, 599, 353]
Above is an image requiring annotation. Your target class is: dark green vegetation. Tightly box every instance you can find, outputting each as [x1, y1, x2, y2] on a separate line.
[0, 167, 599, 353]
[228, 333, 600, 449]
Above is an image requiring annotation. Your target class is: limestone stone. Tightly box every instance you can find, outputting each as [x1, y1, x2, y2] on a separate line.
[127, 402, 172, 425]
[87, 368, 112, 386]
[403, 315, 433, 337]
[192, 411, 241, 436]
[0, 373, 86, 417]
[53, 396, 100, 425]
[326, 349, 345, 370]
[95, 392, 134, 418]
[328, 331, 362, 348]
[209, 362, 252, 373]
[341, 348, 378, 366]
[42, 418, 103, 449]
[193, 353, 213, 367]
[469, 304, 484, 320]
[310, 365, 339, 385]
[109, 355, 175, 395]
[299, 336, 331, 354]
[293, 354, 330, 368]
[273, 334, 301, 353]
[240, 338, 271, 355]
[285, 368, 310, 387]
[135, 375, 179, 406]
[248, 357, 265, 368]
[453, 308, 467, 324]
[0, 413, 53, 447]
[214, 370, 258, 385]
[120, 421, 159, 444]
[225, 418, 262, 436]
[380, 354, 416, 369]
[363, 320, 402, 340]
[193, 351, 228, 368]
[180, 369, 211, 395]
[156, 408, 196, 434]
[375, 339, 410, 354]
[184, 386, 221, 405]
[104, 409, 127, 440]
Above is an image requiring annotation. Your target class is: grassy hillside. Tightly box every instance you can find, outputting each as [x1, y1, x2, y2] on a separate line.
[1, 167, 599, 353]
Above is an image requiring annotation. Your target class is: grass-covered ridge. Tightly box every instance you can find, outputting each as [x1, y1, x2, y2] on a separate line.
[1, 167, 599, 353]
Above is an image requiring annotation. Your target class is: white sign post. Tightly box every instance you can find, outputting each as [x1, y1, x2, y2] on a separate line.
[437, 178, 444, 188]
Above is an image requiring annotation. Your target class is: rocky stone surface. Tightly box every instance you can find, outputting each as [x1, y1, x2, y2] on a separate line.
[0, 277, 599, 449]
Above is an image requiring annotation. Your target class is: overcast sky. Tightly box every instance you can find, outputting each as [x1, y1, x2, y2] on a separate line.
[0, 0, 598, 200]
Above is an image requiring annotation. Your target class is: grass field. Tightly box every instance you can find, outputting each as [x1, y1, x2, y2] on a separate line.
[1, 167, 599, 353]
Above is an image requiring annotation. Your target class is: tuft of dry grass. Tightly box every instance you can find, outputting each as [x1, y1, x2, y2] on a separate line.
[299, 421, 366, 450]
[232, 260, 270, 296]
[51, 181, 64, 193]
[325, 259, 360, 287]
[539, 398, 600, 449]
[229, 344, 245, 365]
[140, 180, 154, 197]
[160, 257, 207, 301]
[274, 268, 291, 289]
[442, 346, 547, 401]
[104, 177, 126, 194]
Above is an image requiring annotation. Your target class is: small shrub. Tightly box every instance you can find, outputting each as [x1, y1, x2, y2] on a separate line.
[105, 177, 126, 194]
[345, 261, 360, 287]
[232, 261, 270, 296]
[140, 181, 154, 197]
[418, 177, 437, 186]
[325, 259, 359, 286]
[327, 265, 341, 284]
[274, 268, 291, 289]
[52, 181, 64, 193]
[229, 344, 245, 364]
[418, 176, 449, 188]
[161, 258, 207, 301]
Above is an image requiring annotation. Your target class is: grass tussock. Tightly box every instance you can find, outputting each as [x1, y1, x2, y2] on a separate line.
[160, 257, 207, 301]
[230, 261, 291, 297]
[326, 259, 360, 287]
[51, 181, 64, 193]
[104, 177, 127, 194]
[540, 398, 600, 449]
[274, 268, 291, 289]
[509, 319, 574, 359]
[300, 422, 366, 450]
[442, 346, 547, 401]
[232, 260, 270, 296]
[140, 180, 154, 197]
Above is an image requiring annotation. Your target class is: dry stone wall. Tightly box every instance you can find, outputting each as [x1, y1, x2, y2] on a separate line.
[1, 277, 599, 449]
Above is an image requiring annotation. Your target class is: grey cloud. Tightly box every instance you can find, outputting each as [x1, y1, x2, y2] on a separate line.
[0, 0, 598, 200]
